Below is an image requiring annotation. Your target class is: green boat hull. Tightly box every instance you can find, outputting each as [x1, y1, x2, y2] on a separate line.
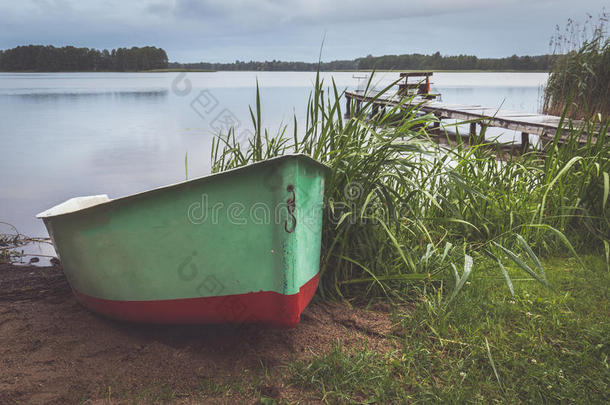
[38, 155, 328, 327]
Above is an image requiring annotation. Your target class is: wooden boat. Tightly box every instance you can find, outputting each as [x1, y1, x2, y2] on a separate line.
[37, 155, 328, 327]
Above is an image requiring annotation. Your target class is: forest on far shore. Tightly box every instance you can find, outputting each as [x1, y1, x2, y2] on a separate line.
[0, 45, 168, 72]
[172, 52, 553, 71]
[0, 44, 553, 72]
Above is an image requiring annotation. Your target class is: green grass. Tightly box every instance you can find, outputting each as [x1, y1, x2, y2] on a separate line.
[288, 254, 609, 403]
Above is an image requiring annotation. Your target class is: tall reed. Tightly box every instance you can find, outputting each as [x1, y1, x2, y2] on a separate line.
[543, 12, 609, 119]
[211, 73, 610, 300]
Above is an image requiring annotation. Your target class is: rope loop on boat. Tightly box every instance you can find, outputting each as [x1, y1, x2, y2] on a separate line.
[285, 184, 296, 233]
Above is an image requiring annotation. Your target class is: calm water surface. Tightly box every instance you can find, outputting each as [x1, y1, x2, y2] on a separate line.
[0, 71, 548, 243]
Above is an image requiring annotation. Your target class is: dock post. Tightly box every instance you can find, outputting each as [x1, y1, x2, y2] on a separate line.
[345, 94, 351, 118]
[469, 122, 477, 144]
[372, 103, 379, 118]
[356, 100, 362, 114]
[521, 132, 529, 153]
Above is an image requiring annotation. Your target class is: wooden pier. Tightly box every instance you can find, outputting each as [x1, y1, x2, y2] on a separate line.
[345, 72, 594, 151]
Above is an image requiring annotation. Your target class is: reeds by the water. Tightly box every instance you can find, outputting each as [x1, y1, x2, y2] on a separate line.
[211, 73, 609, 301]
[543, 12, 609, 119]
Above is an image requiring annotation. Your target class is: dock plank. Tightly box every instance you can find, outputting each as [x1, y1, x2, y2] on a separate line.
[345, 91, 595, 140]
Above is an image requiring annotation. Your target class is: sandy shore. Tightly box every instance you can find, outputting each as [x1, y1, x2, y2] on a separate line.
[0, 263, 393, 404]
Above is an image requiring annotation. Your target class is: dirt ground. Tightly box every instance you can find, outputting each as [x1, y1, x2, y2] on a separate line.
[0, 263, 394, 404]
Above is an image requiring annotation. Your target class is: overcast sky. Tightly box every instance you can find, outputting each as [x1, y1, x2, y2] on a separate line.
[0, 0, 606, 62]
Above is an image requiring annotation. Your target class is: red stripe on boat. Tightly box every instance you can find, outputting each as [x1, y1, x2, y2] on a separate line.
[72, 273, 319, 328]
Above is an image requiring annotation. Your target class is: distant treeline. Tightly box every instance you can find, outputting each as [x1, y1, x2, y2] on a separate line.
[171, 52, 553, 71]
[0, 45, 168, 72]
[169, 59, 358, 71]
[357, 52, 553, 71]
[1, 45, 552, 72]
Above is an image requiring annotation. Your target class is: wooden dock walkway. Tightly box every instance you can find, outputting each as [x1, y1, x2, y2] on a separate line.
[344, 73, 597, 150]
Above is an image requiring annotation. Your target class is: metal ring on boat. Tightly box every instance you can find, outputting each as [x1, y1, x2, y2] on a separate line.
[285, 184, 296, 233]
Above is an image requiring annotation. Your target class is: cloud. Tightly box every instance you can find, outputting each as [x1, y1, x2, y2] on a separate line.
[0, 0, 605, 62]
[151, 0, 532, 27]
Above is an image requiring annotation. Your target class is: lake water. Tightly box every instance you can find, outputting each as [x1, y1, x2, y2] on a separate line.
[0, 71, 548, 246]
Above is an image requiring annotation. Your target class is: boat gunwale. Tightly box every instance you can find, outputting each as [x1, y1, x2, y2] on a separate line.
[37, 154, 330, 220]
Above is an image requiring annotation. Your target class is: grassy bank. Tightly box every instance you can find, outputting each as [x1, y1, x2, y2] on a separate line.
[0, 73, 606, 405]
[286, 254, 608, 403]
[204, 74, 609, 402]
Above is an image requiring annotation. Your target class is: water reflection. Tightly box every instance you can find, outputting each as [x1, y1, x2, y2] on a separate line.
[4, 89, 168, 100]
